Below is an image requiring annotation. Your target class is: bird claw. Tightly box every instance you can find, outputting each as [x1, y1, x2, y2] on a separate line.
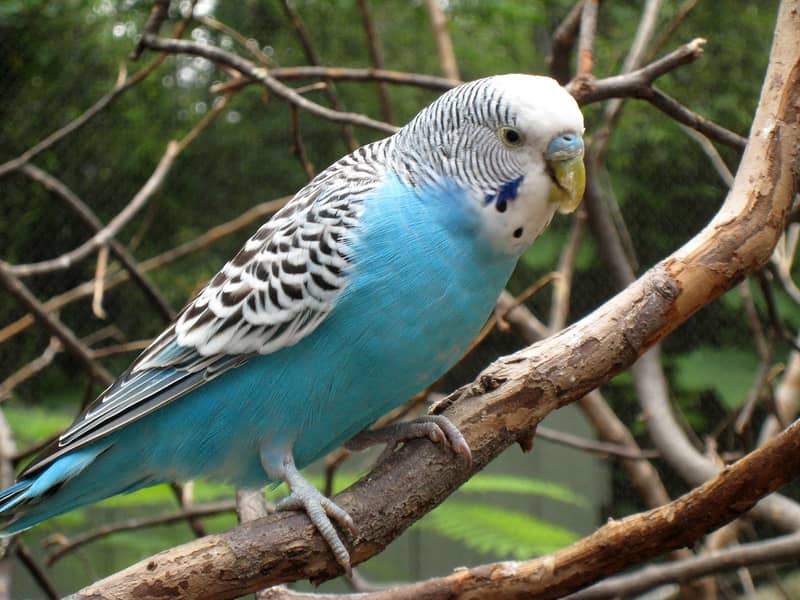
[346, 414, 472, 468]
[276, 480, 356, 575]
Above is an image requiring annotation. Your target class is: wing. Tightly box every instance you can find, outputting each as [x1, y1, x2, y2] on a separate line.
[22, 150, 386, 478]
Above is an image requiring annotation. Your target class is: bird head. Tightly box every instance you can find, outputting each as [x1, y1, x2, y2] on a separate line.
[395, 74, 585, 255]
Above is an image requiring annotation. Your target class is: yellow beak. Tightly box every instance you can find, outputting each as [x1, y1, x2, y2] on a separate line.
[547, 153, 586, 214]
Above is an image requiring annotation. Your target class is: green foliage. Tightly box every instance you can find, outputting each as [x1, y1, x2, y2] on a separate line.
[460, 473, 587, 507]
[673, 346, 759, 410]
[417, 473, 583, 558]
[417, 501, 579, 559]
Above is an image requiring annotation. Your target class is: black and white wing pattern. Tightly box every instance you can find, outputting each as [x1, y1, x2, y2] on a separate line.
[23, 143, 391, 476]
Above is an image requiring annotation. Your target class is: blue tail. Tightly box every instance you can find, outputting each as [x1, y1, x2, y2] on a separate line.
[0, 446, 108, 535]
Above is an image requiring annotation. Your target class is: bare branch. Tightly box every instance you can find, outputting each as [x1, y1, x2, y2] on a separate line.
[357, 0, 396, 124]
[6, 143, 180, 277]
[536, 426, 659, 460]
[0, 337, 60, 401]
[0, 197, 289, 346]
[16, 163, 175, 320]
[425, 0, 460, 81]
[548, 1, 584, 84]
[280, 0, 359, 149]
[16, 541, 59, 600]
[45, 500, 236, 566]
[572, 531, 800, 599]
[231, 65, 458, 91]
[549, 210, 586, 330]
[576, 0, 600, 79]
[0, 15, 193, 180]
[139, 34, 398, 134]
[0, 266, 113, 386]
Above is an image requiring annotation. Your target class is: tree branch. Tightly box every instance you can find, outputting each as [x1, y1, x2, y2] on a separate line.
[16, 163, 175, 320]
[139, 35, 398, 134]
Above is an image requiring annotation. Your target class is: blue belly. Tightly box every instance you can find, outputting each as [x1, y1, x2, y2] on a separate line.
[110, 176, 517, 487]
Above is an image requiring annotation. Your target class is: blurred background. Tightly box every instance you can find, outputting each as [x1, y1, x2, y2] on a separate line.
[0, 1, 794, 598]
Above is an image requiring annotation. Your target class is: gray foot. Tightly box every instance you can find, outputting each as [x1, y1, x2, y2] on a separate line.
[346, 414, 472, 467]
[275, 454, 356, 574]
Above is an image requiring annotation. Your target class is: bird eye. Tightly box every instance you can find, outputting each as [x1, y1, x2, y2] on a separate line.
[499, 127, 523, 147]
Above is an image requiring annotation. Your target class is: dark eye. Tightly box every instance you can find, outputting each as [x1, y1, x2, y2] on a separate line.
[500, 127, 523, 147]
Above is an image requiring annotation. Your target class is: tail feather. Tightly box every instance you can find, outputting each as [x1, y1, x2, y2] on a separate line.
[0, 446, 104, 535]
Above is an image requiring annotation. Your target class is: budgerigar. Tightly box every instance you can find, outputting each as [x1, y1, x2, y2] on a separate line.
[0, 74, 585, 571]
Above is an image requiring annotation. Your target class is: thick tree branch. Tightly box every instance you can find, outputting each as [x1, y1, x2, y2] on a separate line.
[256, 420, 800, 600]
[571, 531, 800, 599]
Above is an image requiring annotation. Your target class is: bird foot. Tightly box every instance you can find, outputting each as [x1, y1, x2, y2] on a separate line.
[346, 414, 472, 468]
[273, 454, 356, 575]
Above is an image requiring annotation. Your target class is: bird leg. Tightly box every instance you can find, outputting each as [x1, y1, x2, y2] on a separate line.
[346, 414, 472, 467]
[261, 449, 356, 574]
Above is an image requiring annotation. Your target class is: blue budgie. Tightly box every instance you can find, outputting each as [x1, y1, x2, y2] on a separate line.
[0, 74, 584, 571]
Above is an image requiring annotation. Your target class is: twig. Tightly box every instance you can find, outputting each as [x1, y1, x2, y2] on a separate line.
[570, 531, 800, 599]
[495, 272, 560, 332]
[90, 340, 150, 359]
[549, 210, 586, 330]
[139, 34, 398, 135]
[593, 0, 664, 165]
[45, 500, 237, 566]
[91, 245, 109, 319]
[647, 87, 747, 151]
[0, 15, 192, 180]
[7, 93, 230, 278]
[198, 16, 274, 66]
[645, 0, 701, 63]
[680, 123, 734, 186]
[0, 197, 289, 346]
[570, 39, 747, 152]
[757, 271, 800, 352]
[548, 1, 584, 84]
[131, 0, 169, 59]
[536, 426, 659, 460]
[169, 482, 206, 539]
[16, 540, 59, 600]
[280, 0, 360, 148]
[0, 266, 113, 386]
[357, 0, 396, 124]
[16, 163, 175, 321]
[741, 279, 769, 360]
[424, 0, 460, 81]
[227, 66, 458, 92]
[576, 0, 600, 79]
[734, 341, 776, 434]
[290, 106, 315, 180]
[0, 337, 60, 402]
[6, 143, 180, 277]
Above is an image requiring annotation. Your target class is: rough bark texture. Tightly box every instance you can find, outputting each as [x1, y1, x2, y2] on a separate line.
[66, 2, 800, 598]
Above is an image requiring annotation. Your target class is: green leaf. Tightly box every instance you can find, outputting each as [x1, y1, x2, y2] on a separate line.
[673, 347, 759, 409]
[460, 474, 586, 507]
[416, 500, 579, 559]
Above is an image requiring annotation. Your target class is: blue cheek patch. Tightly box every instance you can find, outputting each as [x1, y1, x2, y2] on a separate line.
[485, 176, 524, 213]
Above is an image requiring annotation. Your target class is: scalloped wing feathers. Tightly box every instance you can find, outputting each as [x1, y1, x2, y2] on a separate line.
[28, 145, 388, 473]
